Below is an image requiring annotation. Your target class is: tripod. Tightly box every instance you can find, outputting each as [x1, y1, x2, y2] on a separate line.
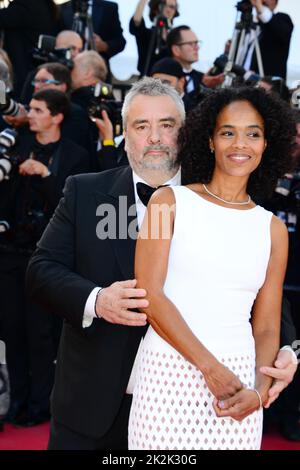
[71, 0, 96, 51]
[222, 5, 264, 88]
[143, 2, 170, 76]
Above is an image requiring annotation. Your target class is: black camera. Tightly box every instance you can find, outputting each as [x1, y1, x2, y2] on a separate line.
[236, 0, 253, 14]
[88, 83, 123, 137]
[33, 35, 74, 69]
[0, 128, 20, 182]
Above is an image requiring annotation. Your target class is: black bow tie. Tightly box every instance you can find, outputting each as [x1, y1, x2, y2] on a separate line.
[136, 182, 168, 206]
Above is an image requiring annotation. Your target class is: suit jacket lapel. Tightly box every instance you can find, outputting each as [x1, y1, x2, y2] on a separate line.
[94, 167, 138, 280]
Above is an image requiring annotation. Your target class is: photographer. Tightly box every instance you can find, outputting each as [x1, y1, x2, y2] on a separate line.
[262, 111, 300, 441]
[10, 63, 94, 162]
[55, 30, 83, 60]
[130, 0, 179, 75]
[0, 89, 91, 426]
[0, 0, 60, 99]
[18, 30, 78, 105]
[60, 0, 126, 80]
[167, 26, 224, 94]
[0, 59, 27, 132]
[248, 1, 294, 80]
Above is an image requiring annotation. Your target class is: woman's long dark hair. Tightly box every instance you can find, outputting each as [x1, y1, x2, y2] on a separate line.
[178, 87, 296, 201]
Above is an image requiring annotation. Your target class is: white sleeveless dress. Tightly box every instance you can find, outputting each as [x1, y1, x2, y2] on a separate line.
[128, 186, 273, 451]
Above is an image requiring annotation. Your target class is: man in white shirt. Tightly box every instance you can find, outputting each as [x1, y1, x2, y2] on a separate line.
[26, 77, 297, 449]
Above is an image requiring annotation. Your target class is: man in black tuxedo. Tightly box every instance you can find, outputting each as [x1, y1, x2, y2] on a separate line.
[26, 78, 298, 449]
[60, 0, 126, 77]
[250, 0, 293, 80]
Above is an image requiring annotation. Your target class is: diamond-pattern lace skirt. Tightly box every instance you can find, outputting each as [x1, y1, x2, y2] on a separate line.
[128, 347, 263, 450]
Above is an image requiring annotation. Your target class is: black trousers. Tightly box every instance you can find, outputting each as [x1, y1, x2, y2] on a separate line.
[0, 251, 61, 418]
[48, 394, 132, 450]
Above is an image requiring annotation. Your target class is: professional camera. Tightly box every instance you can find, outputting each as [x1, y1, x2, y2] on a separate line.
[0, 80, 20, 117]
[0, 128, 20, 183]
[88, 83, 123, 136]
[0, 94, 20, 117]
[236, 0, 253, 14]
[291, 81, 300, 109]
[209, 54, 260, 86]
[33, 35, 74, 69]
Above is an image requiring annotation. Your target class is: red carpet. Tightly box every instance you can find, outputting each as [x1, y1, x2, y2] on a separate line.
[0, 422, 300, 450]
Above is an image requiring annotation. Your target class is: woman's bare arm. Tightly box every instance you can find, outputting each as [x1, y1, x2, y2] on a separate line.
[251, 215, 289, 402]
[133, 0, 148, 27]
[135, 187, 243, 400]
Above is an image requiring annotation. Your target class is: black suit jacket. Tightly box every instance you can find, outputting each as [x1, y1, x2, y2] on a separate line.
[129, 17, 168, 75]
[60, 0, 126, 60]
[251, 12, 293, 80]
[0, 133, 91, 243]
[0, 0, 59, 99]
[26, 166, 147, 438]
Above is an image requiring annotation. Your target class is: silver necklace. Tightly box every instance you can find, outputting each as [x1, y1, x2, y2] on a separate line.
[203, 184, 251, 206]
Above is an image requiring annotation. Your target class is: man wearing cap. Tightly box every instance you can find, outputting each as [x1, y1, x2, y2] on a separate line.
[150, 57, 209, 112]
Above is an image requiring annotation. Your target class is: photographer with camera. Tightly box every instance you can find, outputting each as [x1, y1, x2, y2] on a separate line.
[130, 0, 179, 76]
[261, 110, 300, 441]
[71, 50, 107, 106]
[60, 0, 126, 80]
[8, 62, 95, 165]
[0, 88, 91, 427]
[0, 0, 60, 99]
[245, 1, 293, 80]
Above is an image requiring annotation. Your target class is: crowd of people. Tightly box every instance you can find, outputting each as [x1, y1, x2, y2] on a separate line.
[0, 0, 299, 450]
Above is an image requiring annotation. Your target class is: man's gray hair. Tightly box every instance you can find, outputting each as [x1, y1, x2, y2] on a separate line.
[76, 50, 108, 82]
[122, 77, 186, 128]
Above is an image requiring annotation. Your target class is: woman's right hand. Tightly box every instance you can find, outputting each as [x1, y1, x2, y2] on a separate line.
[202, 359, 244, 400]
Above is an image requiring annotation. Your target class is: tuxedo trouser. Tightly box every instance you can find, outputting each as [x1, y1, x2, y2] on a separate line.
[48, 394, 132, 450]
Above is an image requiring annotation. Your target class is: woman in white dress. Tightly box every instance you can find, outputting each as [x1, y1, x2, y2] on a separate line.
[128, 87, 296, 450]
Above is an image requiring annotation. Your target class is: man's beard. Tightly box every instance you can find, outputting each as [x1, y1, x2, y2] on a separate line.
[129, 144, 178, 173]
